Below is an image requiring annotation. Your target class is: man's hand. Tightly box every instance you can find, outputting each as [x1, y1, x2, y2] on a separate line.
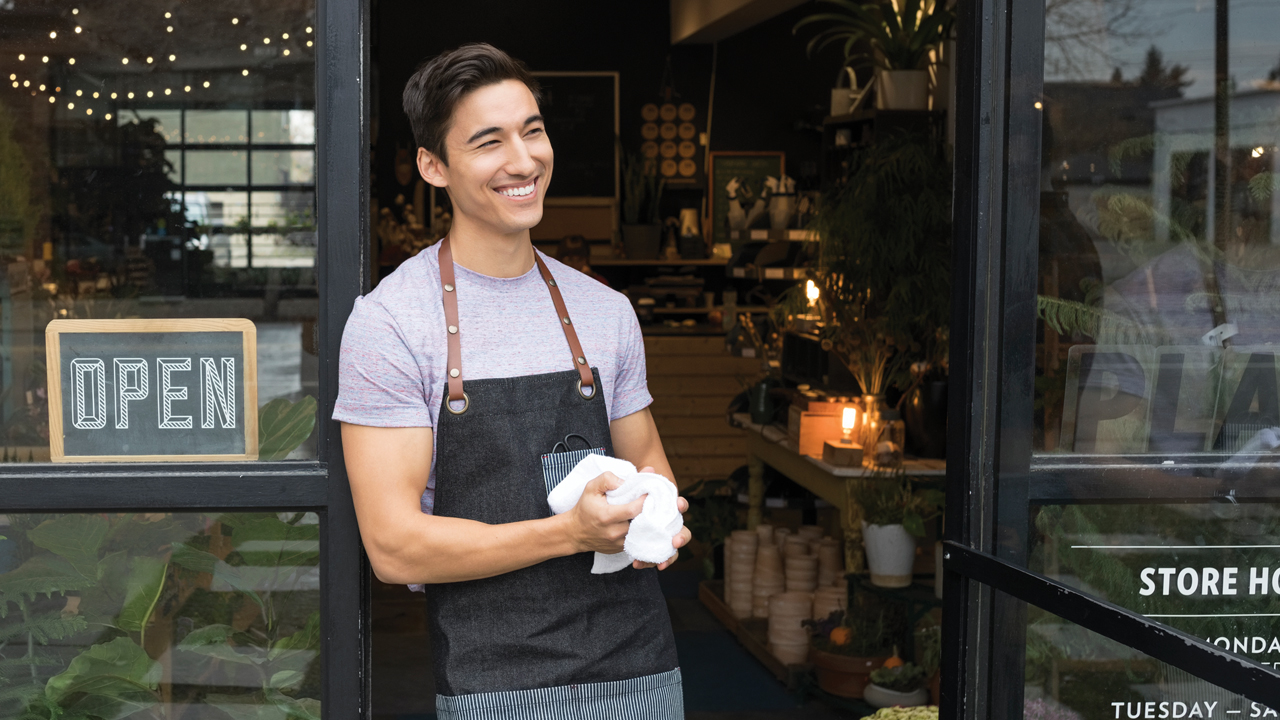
[631, 465, 691, 571]
[565, 472, 646, 554]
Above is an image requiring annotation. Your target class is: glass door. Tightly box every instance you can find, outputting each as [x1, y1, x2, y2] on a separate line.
[946, 0, 1280, 718]
[0, 0, 367, 714]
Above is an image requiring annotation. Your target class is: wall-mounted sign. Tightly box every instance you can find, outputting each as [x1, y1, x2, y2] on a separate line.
[46, 319, 258, 462]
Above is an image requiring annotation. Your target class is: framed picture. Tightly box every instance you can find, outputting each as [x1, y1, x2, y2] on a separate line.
[708, 151, 785, 247]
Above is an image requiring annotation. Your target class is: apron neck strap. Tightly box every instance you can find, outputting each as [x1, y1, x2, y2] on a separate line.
[438, 235, 595, 405]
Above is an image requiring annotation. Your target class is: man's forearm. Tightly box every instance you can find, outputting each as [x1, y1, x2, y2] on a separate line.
[369, 511, 578, 585]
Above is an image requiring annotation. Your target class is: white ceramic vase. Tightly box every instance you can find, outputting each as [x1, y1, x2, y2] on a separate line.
[862, 521, 916, 588]
[864, 683, 931, 708]
[876, 69, 930, 110]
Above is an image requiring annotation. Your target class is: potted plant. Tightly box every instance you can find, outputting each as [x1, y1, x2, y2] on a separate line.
[804, 608, 893, 698]
[621, 153, 664, 259]
[854, 475, 943, 587]
[773, 133, 950, 421]
[865, 651, 931, 707]
[794, 0, 954, 110]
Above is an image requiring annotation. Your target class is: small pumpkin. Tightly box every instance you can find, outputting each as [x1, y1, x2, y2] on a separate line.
[829, 626, 853, 646]
[882, 646, 904, 669]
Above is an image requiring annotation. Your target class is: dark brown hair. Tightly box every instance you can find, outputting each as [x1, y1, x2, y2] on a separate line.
[402, 43, 542, 166]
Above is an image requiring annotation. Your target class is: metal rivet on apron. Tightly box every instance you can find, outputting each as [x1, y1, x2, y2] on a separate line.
[548, 279, 557, 287]
[562, 317, 571, 325]
[448, 325, 458, 334]
[444, 283, 454, 292]
[449, 368, 460, 378]
[577, 356, 586, 365]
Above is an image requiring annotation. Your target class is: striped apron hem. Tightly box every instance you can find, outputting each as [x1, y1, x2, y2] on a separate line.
[434, 667, 684, 720]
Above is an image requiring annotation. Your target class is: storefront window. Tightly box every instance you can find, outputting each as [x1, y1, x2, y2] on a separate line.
[0, 0, 318, 461]
[1026, 0, 1280, 714]
[0, 512, 321, 717]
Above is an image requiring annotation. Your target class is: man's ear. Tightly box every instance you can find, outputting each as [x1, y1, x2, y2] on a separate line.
[417, 147, 447, 188]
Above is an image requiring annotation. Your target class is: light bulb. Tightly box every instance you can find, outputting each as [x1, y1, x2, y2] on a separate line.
[806, 279, 819, 304]
[68, 58, 75, 64]
[282, 32, 289, 39]
[75, 89, 82, 96]
[184, 85, 191, 92]
[306, 40, 312, 47]
[240, 44, 247, 51]
[38, 84, 45, 91]
[105, 113, 112, 120]
[842, 407, 857, 432]
[127, 91, 134, 98]
[146, 90, 153, 97]
[67, 102, 74, 109]
[306, 26, 312, 33]
[9, 82, 15, 88]
[242, 69, 249, 76]
[1034, 101, 1043, 110]
[146, 56, 153, 64]
[23, 80, 29, 87]
[164, 88, 171, 95]
[72, 7, 78, 13]
[283, 49, 290, 56]
[17, 54, 25, 61]
[41, 56, 48, 63]
[121, 57, 128, 64]
[92, 91, 98, 98]
[1253, 147, 1266, 158]
[164, 11, 171, 18]
[168, 54, 175, 61]
[49, 31, 56, 39]
[263, 37, 270, 44]
[85, 108, 91, 115]
[110, 92, 117, 98]
[8, 73, 14, 80]
[203, 80, 210, 88]
[74, 26, 81, 33]
[167, 26, 173, 32]
[231, 17, 239, 24]
[48, 96, 55, 103]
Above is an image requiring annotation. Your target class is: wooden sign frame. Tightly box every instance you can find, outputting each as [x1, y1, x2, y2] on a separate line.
[46, 318, 259, 462]
[708, 151, 786, 248]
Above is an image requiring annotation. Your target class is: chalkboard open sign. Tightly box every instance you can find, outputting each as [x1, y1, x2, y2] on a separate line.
[46, 319, 259, 462]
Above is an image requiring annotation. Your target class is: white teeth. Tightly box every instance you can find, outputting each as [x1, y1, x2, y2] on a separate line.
[499, 181, 535, 197]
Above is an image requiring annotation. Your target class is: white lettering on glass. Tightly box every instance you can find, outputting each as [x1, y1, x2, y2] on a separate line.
[201, 357, 236, 429]
[70, 358, 106, 429]
[156, 358, 192, 429]
[114, 358, 148, 429]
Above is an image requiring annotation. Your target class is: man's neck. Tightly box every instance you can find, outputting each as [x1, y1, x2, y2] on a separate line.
[446, 214, 536, 279]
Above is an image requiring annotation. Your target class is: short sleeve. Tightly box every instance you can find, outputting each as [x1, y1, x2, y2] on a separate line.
[608, 305, 653, 421]
[333, 297, 433, 427]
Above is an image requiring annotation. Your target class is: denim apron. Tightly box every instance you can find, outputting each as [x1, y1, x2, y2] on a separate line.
[423, 236, 682, 719]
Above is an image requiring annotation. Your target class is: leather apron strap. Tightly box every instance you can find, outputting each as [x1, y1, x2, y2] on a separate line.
[439, 235, 594, 409]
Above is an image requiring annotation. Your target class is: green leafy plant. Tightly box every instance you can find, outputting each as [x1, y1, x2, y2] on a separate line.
[870, 660, 928, 691]
[854, 474, 943, 536]
[782, 133, 951, 396]
[621, 153, 664, 225]
[793, 0, 954, 72]
[808, 606, 895, 656]
[259, 396, 318, 461]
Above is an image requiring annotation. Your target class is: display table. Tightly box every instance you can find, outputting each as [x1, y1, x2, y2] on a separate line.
[728, 412, 945, 572]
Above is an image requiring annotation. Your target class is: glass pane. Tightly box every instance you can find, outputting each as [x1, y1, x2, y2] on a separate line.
[0, 0, 317, 461]
[1035, 0, 1280, 459]
[1019, 594, 1248, 720]
[187, 150, 249, 186]
[0, 512, 321, 717]
[251, 150, 315, 186]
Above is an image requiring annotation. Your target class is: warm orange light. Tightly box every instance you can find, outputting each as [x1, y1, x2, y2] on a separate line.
[806, 279, 820, 305]
[842, 407, 857, 431]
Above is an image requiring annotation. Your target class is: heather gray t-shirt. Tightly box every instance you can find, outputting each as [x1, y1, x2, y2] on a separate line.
[332, 242, 652, 516]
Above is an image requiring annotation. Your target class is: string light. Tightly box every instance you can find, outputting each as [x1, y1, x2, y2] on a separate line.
[164, 88, 171, 95]
[1034, 101, 1043, 110]
[121, 57, 128, 64]
[146, 56, 154, 64]
[7, 74, 13, 80]
[75, 89, 82, 96]
[282, 32, 289, 39]
[110, 92, 117, 99]
[306, 26, 312, 33]
[67, 102, 74, 109]
[38, 84, 45, 91]
[167, 26, 173, 32]
[168, 54, 176, 61]
[164, 11, 171, 18]
[283, 49, 290, 56]
[146, 90, 153, 97]
[68, 58, 75, 64]
[72, 7, 78, 13]
[105, 113, 112, 120]
[127, 91, 134, 98]
[41, 56, 48, 63]
[22, 80, 29, 87]
[74, 26, 82, 33]
[263, 37, 270, 44]
[47, 96, 55, 103]
[203, 81, 210, 88]
[85, 108, 91, 115]
[241, 69, 249, 76]
[306, 41, 312, 47]
[231, 17, 239, 24]
[240, 44, 247, 51]
[92, 91, 98, 98]
[17, 54, 24, 61]
[48, 31, 56, 39]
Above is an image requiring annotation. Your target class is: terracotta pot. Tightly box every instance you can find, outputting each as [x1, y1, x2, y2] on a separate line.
[809, 648, 891, 699]
[864, 683, 931, 708]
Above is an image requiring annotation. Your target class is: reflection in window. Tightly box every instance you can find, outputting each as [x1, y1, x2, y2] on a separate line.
[0, 512, 321, 718]
[0, 0, 318, 460]
[1035, 0, 1280, 458]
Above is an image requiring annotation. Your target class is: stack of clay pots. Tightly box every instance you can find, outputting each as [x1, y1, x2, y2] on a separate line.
[785, 553, 818, 592]
[816, 538, 844, 587]
[725, 530, 757, 618]
[812, 584, 849, 621]
[798, 525, 825, 544]
[767, 591, 814, 665]
[773, 527, 792, 553]
[752, 543, 785, 618]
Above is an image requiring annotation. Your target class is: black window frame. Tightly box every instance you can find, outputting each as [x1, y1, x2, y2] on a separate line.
[942, 0, 1280, 718]
[0, 0, 371, 714]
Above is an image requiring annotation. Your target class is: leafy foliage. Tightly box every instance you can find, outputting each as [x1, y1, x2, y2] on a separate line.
[621, 154, 664, 226]
[794, 0, 954, 71]
[852, 472, 943, 536]
[258, 396, 318, 461]
[802, 133, 951, 395]
[870, 660, 927, 691]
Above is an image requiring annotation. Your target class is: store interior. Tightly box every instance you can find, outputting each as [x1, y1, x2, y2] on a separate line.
[367, 1, 952, 718]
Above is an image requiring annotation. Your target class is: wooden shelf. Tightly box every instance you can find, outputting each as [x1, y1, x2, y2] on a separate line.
[648, 305, 770, 315]
[729, 229, 818, 242]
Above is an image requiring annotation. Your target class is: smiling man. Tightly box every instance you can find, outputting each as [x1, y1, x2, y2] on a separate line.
[333, 44, 688, 718]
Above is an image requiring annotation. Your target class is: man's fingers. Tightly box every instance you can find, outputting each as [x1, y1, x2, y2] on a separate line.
[676, 496, 689, 513]
[639, 466, 655, 474]
[587, 471, 624, 494]
[673, 527, 692, 549]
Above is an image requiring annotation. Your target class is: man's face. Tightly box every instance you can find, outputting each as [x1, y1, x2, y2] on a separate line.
[420, 79, 552, 236]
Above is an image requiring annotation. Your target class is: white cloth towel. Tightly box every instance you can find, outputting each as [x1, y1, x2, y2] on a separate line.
[546, 453, 684, 574]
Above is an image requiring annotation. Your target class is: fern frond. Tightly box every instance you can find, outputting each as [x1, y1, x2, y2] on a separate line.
[1037, 295, 1154, 345]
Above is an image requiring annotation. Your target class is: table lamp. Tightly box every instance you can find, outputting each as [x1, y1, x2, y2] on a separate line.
[822, 406, 863, 467]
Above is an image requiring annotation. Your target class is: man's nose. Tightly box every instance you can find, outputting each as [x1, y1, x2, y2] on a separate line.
[505, 136, 538, 177]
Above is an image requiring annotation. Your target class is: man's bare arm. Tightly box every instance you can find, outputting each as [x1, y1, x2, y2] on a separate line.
[609, 407, 692, 571]
[343, 423, 643, 585]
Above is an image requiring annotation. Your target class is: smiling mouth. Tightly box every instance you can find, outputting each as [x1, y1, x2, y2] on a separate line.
[494, 177, 538, 199]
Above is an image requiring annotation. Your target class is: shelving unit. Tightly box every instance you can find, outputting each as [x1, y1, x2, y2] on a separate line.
[729, 229, 818, 243]
[591, 258, 728, 267]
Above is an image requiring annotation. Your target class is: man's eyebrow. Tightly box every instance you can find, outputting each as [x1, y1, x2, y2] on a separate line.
[464, 115, 544, 145]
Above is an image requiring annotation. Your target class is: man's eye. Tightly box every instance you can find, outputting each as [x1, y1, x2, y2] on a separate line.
[527, 128, 544, 137]
[478, 140, 497, 148]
